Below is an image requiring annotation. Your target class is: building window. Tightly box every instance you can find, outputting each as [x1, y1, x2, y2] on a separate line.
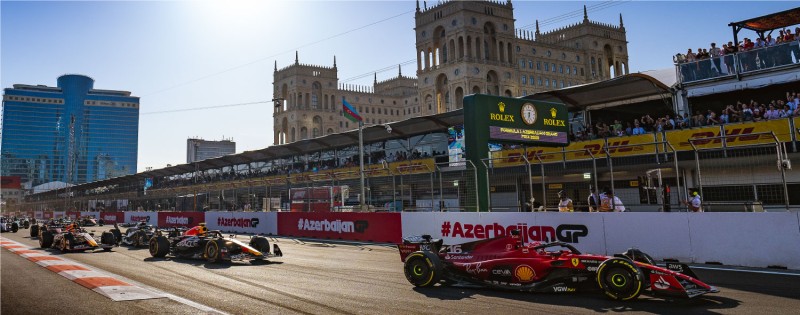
[560, 65, 564, 73]
[536, 61, 541, 70]
[544, 62, 549, 71]
[567, 67, 571, 75]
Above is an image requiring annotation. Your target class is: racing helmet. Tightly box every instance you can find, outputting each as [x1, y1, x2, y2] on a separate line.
[198, 223, 208, 235]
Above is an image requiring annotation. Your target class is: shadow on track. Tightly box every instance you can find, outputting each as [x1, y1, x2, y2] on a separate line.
[413, 286, 740, 314]
[143, 256, 283, 269]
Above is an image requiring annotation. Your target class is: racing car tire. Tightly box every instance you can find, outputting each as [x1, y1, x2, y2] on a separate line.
[100, 232, 115, 251]
[61, 234, 75, 253]
[249, 237, 270, 254]
[403, 251, 442, 287]
[110, 228, 122, 245]
[597, 258, 644, 301]
[30, 225, 39, 238]
[11, 222, 18, 233]
[23, 221, 30, 229]
[98, 219, 104, 227]
[39, 231, 53, 248]
[205, 240, 221, 263]
[149, 236, 170, 258]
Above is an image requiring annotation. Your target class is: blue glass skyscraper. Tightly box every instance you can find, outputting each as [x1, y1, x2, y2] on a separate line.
[1, 74, 139, 189]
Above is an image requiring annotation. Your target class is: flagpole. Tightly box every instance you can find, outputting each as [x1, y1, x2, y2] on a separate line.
[358, 120, 366, 212]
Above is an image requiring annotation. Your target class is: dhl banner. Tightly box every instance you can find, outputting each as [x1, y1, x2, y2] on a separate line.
[666, 118, 792, 151]
[665, 125, 722, 150]
[563, 136, 657, 160]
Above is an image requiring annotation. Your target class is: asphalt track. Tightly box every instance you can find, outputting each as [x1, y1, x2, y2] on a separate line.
[2, 227, 799, 315]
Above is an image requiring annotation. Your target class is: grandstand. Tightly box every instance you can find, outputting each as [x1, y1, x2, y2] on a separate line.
[19, 8, 800, 213]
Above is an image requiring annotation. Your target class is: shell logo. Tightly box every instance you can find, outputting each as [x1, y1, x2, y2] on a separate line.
[515, 264, 536, 282]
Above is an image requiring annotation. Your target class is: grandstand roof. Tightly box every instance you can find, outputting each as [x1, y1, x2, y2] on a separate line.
[522, 69, 675, 111]
[728, 6, 800, 32]
[66, 109, 466, 191]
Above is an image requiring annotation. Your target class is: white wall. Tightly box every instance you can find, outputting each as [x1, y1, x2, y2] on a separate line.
[401, 212, 800, 269]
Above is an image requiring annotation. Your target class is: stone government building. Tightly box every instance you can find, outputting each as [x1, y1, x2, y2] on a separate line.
[273, 0, 629, 145]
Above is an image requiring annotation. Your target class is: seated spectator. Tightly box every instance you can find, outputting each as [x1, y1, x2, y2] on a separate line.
[764, 104, 780, 120]
[625, 122, 633, 136]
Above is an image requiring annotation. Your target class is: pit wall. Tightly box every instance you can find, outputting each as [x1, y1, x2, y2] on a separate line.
[16, 210, 799, 270]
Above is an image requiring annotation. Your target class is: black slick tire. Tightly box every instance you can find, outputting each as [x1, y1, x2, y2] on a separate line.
[205, 240, 221, 263]
[403, 251, 442, 287]
[249, 237, 270, 254]
[596, 258, 644, 301]
[39, 231, 53, 248]
[149, 236, 170, 257]
[100, 232, 115, 251]
[30, 225, 39, 238]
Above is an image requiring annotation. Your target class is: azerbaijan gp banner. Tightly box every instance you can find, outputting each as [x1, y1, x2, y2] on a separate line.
[158, 212, 205, 228]
[278, 212, 401, 243]
[99, 212, 124, 224]
[401, 212, 606, 254]
[205, 212, 277, 235]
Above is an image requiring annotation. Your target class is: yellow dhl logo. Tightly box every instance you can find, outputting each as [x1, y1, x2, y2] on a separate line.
[677, 127, 772, 147]
[577, 140, 646, 156]
[501, 150, 559, 163]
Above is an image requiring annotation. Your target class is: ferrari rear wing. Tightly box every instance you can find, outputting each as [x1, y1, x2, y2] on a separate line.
[397, 235, 443, 262]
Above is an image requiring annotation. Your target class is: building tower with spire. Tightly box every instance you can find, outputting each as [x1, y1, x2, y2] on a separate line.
[273, 1, 628, 144]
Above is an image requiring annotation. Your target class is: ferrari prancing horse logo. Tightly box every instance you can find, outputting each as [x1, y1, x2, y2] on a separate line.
[571, 258, 579, 267]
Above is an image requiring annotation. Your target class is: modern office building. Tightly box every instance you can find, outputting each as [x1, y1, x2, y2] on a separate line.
[187, 138, 236, 163]
[273, 1, 629, 144]
[1, 74, 139, 190]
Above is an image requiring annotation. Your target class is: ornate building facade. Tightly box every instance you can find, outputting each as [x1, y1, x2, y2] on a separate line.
[273, 0, 628, 145]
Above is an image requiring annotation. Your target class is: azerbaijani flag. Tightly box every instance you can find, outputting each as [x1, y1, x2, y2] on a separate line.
[342, 97, 362, 123]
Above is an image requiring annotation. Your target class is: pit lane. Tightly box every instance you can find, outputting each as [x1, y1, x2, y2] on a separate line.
[2, 227, 799, 314]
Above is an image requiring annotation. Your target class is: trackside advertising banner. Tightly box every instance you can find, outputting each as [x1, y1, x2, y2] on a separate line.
[98, 212, 124, 224]
[66, 211, 81, 220]
[401, 212, 606, 254]
[158, 212, 205, 228]
[278, 212, 402, 243]
[52, 211, 66, 219]
[205, 212, 277, 235]
[124, 212, 159, 225]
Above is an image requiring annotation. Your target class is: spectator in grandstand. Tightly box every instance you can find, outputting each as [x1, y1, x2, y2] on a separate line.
[625, 122, 633, 136]
[680, 113, 691, 128]
[631, 121, 645, 135]
[788, 92, 798, 112]
[719, 109, 730, 124]
[706, 111, 721, 125]
[741, 103, 754, 121]
[710, 43, 723, 74]
[791, 28, 800, 64]
[664, 114, 676, 130]
[764, 104, 780, 120]
[683, 189, 703, 212]
[692, 111, 705, 127]
[752, 105, 763, 122]
[780, 104, 792, 118]
[612, 120, 623, 135]
[557, 190, 574, 212]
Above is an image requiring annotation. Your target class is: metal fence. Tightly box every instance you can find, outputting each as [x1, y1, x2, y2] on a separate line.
[24, 139, 797, 213]
[689, 132, 791, 211]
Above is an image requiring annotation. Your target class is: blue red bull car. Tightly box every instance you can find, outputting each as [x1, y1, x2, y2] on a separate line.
[398, 231, 718, 300]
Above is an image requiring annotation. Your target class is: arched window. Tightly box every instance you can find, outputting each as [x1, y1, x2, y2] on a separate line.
[300, 127, 308, 140]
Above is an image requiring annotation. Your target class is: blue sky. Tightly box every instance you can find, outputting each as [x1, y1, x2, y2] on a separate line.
[2, 0, 796, 171]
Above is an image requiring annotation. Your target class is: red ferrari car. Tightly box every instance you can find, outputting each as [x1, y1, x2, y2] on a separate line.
[398, 231, 718, 300]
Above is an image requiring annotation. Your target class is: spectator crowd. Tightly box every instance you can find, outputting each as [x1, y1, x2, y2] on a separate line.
[674, 27, 800, 81]
[570, 91, 800, 141]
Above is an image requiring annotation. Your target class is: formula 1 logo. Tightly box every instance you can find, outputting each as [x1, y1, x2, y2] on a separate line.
[440, 221, 588, 243]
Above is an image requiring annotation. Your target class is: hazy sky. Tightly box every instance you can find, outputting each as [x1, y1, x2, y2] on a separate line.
[2, 0, 796, 171]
